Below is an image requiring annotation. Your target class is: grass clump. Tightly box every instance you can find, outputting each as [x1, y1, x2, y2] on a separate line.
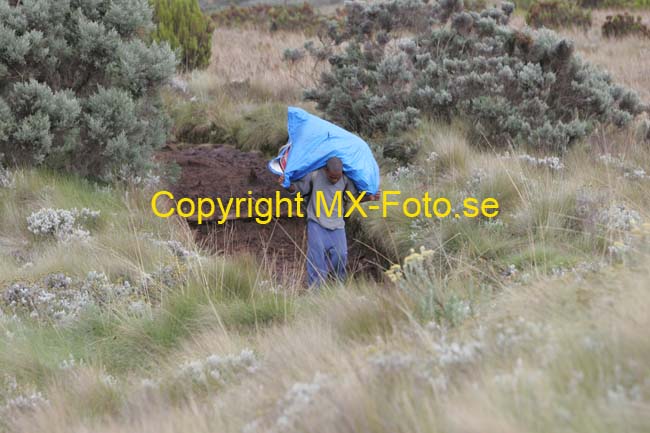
[163, 91, 288, 155]
[163, 92, 238, 144]
[233, 103, 289, 153]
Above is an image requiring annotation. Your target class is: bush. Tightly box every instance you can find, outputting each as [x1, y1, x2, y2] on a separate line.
[289, 0, 644, 152]
[0, 0, 176, 180]
[151, 0, 215, 71]
[526, 0, 591, 30]
[602, 13, 650, 39]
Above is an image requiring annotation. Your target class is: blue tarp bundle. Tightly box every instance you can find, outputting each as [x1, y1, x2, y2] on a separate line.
[268, 107, 380, 194]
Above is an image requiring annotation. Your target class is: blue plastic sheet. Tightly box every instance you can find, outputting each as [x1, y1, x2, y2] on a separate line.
[268, 107, 380, 194]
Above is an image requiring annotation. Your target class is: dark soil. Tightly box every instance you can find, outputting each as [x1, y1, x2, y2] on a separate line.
[156, 144, 384, 284]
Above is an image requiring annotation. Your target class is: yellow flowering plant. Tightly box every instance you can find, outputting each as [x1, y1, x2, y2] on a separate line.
[385, 246, 472, 326]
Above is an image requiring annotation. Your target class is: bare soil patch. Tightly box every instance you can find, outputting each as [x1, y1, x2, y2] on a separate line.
[157, 144, 383, 283]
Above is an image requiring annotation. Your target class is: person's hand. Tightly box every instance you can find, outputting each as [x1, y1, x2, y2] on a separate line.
[370, 190, 381, 201]
[361, 191, 380, 202]
[278, 174, 285, 185]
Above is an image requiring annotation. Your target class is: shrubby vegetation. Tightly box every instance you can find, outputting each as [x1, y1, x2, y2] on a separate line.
[526, 0, 592, 30]
[151, 0, 214, 71]
[603, 12, 650, 38]
[286, 0, 645, 152]
[0, 0, 176, 180]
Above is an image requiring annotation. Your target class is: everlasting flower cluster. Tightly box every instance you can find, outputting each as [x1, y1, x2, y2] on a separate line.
[176, 349, 259, 387]
[574, 190, 645, 260]
[243, 372, 332, 433]
[597, 204, 641, 232]
[598, 153, 650, 180]
[109, 165, 162, 189]
[1, 271, 142, 324]
[500, 153, 565, 170]
[59, 354, 84, 370]
[1, 392, 48, 418]
[386, 246, 473, 325]
[0, 375, 48, 422]
[366, 323, 487, 395]
[606, 363, 648, 405]
[368, 351, 416, 372]
[385, 245, 435, 283]
[494, 317, 556, 366]
[143, 235, 200, 261]
[26, 208, 100, 242]
[0, 163, 14, 188]
[492, 357, 544, 388]
[274, 372, 330, 431]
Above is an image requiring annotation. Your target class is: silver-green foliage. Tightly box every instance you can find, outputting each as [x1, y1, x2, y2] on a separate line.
[293, 0, 646, 151]
[0, 0, 177, 180]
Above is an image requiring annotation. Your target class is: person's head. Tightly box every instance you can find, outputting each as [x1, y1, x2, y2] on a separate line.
[325, 157, 343, 184]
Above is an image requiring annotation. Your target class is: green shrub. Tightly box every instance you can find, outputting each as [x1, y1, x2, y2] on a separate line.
[526, 0, 592, 30]
[602, 13, 650, 39]
[0, 0, 176, 180]
[151, 0, 215, 71]
[289, 0, 644, 152]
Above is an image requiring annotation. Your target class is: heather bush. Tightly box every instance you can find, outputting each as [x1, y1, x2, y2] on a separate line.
[526, 0, 592, 30]
[151, 0, 214, 71]
[0, 0, 176, 180]
[602, 13, 650, 39]
[288, 0, 644, 152]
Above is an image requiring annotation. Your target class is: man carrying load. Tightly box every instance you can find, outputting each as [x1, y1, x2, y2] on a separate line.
[279, 157, 378, 288]
[269, 107, 381, 288]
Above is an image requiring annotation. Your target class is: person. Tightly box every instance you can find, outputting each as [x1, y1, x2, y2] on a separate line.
[279, 157, 378, 288]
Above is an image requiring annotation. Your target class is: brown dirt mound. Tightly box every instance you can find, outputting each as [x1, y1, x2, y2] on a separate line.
[156, 144, 383, 284]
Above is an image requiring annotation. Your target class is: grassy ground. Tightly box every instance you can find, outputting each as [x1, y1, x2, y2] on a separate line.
[2, 5, 650, 433]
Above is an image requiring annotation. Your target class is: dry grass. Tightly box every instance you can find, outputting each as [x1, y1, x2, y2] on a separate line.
[9, 241, 650, 433]
[512, 9, 650, 100]
[561, 10, 650, 101]
[187, 27, 324, 102]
